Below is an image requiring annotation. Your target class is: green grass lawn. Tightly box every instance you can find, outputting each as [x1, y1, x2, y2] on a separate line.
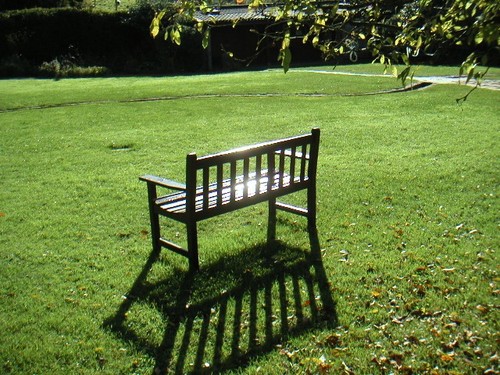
[1, 68, 498, 374]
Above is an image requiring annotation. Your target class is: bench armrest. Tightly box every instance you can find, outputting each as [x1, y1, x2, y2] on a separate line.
[139, 174, 186, 191]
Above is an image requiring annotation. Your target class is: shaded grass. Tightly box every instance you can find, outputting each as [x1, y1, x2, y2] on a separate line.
[0, 70, 498, 374]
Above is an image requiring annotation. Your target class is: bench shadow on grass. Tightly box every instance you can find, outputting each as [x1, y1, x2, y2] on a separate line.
[104, 229, 337, 374]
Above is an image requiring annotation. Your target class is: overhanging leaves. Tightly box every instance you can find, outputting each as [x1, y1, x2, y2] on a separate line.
[150, 0, 499, 91]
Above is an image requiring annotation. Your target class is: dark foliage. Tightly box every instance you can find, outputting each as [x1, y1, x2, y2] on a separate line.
[0, 0, 84, 11]
[0, 7, 206, 77]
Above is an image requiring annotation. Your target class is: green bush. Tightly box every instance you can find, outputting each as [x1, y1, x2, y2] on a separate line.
[38, 58, 110, 78]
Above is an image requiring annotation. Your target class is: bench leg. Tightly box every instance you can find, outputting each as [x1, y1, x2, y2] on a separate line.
[146, 183, 162, 254]
[150, 210, 162, 254]
[186, 221, 199, 271]
[307, 185, 317, 232]
[268, 197, 277, 242]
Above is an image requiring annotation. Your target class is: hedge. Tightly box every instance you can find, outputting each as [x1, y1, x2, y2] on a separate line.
[0, 7, 206, 77]
[0, 0, 84, 11]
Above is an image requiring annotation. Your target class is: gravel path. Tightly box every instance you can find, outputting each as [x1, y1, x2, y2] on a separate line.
[413, 76, 500, 90]
[298, 69, 500, 91]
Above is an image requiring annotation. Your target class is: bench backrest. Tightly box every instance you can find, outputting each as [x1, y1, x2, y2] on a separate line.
[185, 128, 320, 220]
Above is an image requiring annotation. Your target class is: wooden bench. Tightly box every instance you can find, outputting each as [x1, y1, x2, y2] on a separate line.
[140, 128, 320, 271]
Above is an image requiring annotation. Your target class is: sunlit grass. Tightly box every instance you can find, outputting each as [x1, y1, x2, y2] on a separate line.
[0, 70, 498, 374]
[0, 70, 402, 112]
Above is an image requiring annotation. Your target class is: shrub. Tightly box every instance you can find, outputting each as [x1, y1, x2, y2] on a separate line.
[38, 58, 109, 78]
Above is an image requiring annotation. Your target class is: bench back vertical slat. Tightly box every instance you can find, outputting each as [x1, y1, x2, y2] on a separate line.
[300, 144, 307, 182]
[230, 160, 237, 203]
[289, 146, 297, 183]
[267, 150, 275, 193]
[255, 154, 262, 195]
[186, 153, 198, 214]
[202, 166, 209, 211]
[278, 150, 286, 188]
[217, 164, 224, 206]
[243, 157, 250, 198]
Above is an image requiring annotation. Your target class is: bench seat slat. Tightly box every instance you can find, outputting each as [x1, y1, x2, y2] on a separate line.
[155, 171, 307, 217]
